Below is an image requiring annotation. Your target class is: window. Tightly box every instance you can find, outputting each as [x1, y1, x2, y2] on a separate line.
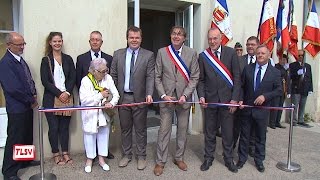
[0, 0, 19, 107]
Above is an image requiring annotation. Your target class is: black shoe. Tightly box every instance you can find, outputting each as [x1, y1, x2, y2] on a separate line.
[107, 151, 115, 159]
[256, 164, 265, 172]
[236, 161, 245, 169]
[298, 122, 312, 128]
[21, 160, 40, 169]
[225, 162, 238, 173]
[276, 124, 286, 129]
[269, 126, 276, 129]
[200, 159, 213, 171]
[4, 175, 21, 180]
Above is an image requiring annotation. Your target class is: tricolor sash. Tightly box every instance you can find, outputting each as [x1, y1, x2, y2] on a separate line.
[166, 44, 190, 82]
[201, 48, 233, 88]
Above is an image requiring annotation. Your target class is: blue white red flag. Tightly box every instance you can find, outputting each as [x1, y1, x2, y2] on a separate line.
[211, 0, 232, 45]
[258, 0, 276, 52]
[276, 0, 290, 52]
[288, 0, 299, 60]
[302, 0, 320, 58]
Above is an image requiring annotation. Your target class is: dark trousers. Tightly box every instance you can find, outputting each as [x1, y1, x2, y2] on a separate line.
[233, 110, 242, 149]
[45, 113, 71, 153]
[269, 96, 280, 127]
[275, 95, 285, 125]
[119, 93, 148, 159]
[203, 107, 234, 163]
[238, 111, 268, 165]
[2, 109, 33, 178]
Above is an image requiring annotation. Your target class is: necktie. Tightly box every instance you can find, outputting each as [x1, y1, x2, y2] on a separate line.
[214, 51, 219, 60]
[94, 52, 99, 58]
[255, 66, 262, 91]
[249, 56, 253, 64]
[129, 51, 135, 91]
[21, 58, 36, 95]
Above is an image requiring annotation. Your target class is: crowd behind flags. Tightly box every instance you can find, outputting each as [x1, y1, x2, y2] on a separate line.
[302, 0, 320, 58]
[211, 0, 319, 59]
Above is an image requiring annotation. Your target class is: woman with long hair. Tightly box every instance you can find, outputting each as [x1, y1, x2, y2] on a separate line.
[40, 32, 76, 165]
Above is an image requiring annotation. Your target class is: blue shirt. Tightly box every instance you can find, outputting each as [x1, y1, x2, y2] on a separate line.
[0, 50, 36, 113]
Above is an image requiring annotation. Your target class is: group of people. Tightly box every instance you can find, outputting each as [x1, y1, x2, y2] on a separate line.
[0, 25, 313, 180]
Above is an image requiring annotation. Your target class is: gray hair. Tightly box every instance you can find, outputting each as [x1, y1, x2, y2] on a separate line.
[5, 33, 13, 44]
[88, 58, 107, 74]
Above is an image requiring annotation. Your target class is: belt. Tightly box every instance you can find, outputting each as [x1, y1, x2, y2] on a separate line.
[124, 91, 134, 95]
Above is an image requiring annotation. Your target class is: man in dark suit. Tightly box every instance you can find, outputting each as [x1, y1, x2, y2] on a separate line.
[271, 54, 290, 128]
[288, 49, 313, 127]
[237, 45, 282, 173]
[76, 31, 114, 159]
[110, 26, 155, 170]
[153, 26, 199, 176]
[197, 28, 241, 173]
[76, 31, 113, 89]
[0, 32, 40, 180]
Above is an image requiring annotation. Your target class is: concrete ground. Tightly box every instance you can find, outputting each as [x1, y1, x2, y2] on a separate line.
[2, 122, 320, 180]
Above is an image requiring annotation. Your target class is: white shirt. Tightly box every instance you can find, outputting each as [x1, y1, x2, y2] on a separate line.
[124, 48, 139, 92]
[53, 58, 67, 92]
[8, 49, 21, 62]
[211, 46, 221, 59]
[90, 50, 101, 60]
[254, 62, 268, 90]
[247, 55, 256, 64]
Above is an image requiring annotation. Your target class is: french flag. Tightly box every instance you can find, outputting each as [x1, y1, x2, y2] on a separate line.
[211, 0, 232, 45]
[302, 0, 320, 57]
[258, 0, 276, 52]
[276, 0, 290, 51]
[288, 0, 299, 60]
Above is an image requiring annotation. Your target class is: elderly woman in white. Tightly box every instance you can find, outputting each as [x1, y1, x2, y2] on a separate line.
[79, 58, 119, 173]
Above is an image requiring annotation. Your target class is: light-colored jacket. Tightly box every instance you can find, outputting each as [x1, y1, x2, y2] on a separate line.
[79, 74, 119, 134]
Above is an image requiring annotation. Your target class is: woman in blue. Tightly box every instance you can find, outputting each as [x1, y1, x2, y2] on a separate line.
[40, 32, 76, 165]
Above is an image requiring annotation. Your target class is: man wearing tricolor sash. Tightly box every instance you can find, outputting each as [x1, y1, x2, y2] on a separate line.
[154, 26, 199, 176]
[197, 28, 241, 173]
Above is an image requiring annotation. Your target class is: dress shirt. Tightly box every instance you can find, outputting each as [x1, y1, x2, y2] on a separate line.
[210, 45, 221, 60]
[247, 55, 256, 65]
[124, 48, 139, 92]
[90, 50, 101, 59]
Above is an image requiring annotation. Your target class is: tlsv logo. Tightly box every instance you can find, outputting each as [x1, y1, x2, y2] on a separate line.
[13, 145, 36, 161]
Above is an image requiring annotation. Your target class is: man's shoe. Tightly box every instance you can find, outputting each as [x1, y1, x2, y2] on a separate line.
[107, 151, 115, 159]
[298, 122, 312, 128]
[5, 175, 21, 180]
[137, 159, 147, 170]
[269, 126, 276, 129]
[200, 159, 213, 171]
[154, 164, 164, 176]
[118, 157, 131, 167]
[173, 160, 187, 171]
[256, 164, 265, 172]
[216, 130, 222, 137]
[236, 161, 245, 169]
[276, 124, 286, 129]
[225, 162, 238, 173]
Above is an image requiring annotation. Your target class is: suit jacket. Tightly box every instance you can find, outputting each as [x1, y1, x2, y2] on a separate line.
[76, 51, 112, 89]
[275, 63, 291, 96]
[40, 52, 76, 108]
[110, 47, 155, 104]
[289, 61, 313, 96]
[197, 46, 241, 104]
[241, 63, 282, 117]
[0, 50, 36, 113]
[155, 45, 199, 108]
[239, 54, 250, 73]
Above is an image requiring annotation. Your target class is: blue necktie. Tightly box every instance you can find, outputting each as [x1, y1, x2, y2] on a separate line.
[255, 66, 262, 91]
[129, 51, 135, 91]
[94, 52, 99, 58]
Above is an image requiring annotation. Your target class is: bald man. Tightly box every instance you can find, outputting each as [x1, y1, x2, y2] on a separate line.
[0, 32, 39, 180]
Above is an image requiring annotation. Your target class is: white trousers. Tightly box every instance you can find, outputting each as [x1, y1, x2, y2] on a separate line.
[83, 125, 110, 159]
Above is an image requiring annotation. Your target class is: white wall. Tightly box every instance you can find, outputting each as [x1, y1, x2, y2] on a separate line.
[20, 0, 127, 157]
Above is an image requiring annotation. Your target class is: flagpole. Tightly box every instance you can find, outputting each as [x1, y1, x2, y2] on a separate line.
[257, 0, 266, 37]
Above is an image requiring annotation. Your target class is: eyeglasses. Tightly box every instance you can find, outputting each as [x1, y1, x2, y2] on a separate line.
[171, 32, 184, 37]
[96, 68, 108, 74]
[10, 42, 27, 47]
[298, 54, 304, 57]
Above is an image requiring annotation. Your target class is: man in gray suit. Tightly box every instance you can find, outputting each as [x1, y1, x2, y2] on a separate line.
[197, 28, 241, 173]
[110, 26, 155, 170]
[153, 26, 199, 176]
